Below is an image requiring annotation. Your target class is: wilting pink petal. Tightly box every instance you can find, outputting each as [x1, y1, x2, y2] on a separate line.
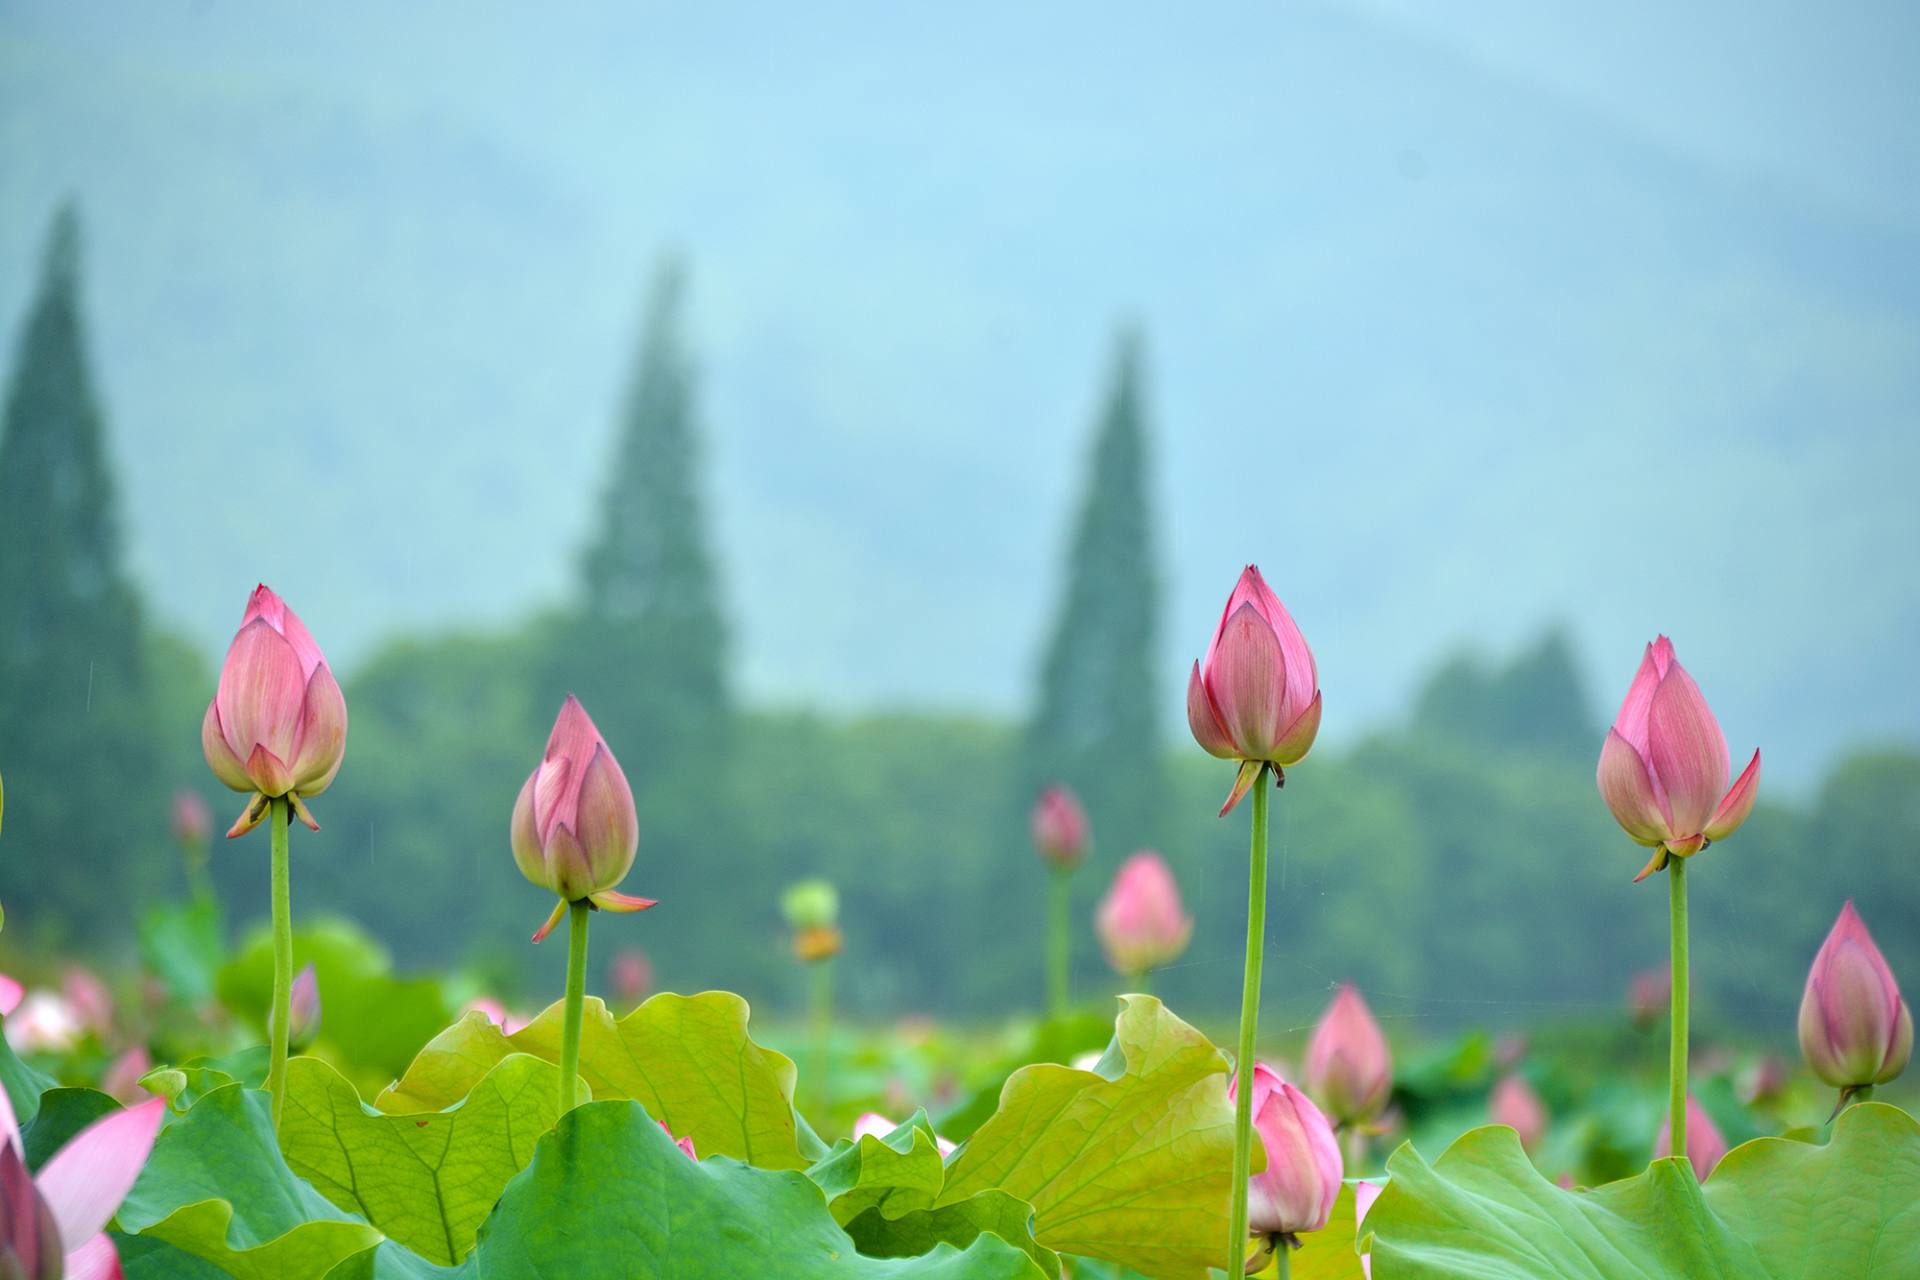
[1304, 984, 1393, 1126]
[1654, 1095, 1726, 1180]
[36, 1097, 165, 1248]
[1233, 1063, 1342, 1236]
[1799, 901, 1912, 1089]
[1030, 785, 1091, 870]
[1703, 750, 1761, 842]
[1094, 852, 1194, 978]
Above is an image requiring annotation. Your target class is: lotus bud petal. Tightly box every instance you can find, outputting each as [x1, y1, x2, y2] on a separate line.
[1596, 636, 1758, 870]
[288, 963, 322, 1051]
[1230, 1063, 1342, 1238]
[1030, 786, 1090, 870]
[1189, 566, 1321, 813]
[1304, 983, 1393, 1125]
[1094, 851, 1193, 978]
[1798, 901, 1912, 1090]
[513, 697, 647, 938]
[1654, 1095, 1727, 1180]
[1488, 1074, 1548, 1151]
[203, 586, 348, 819]
[0, 1143, 62, 1280]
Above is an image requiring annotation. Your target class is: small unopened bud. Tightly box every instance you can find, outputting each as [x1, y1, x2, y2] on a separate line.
[289, 963, 321, 1051]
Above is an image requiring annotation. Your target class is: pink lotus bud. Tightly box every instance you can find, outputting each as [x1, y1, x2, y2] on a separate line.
[658, 1120, 696, 1159]
[1628, 967, 1671, 1029]
[1094, 851, 1193, 978]
[202, 585, 348, 835]
[511, 696, 655, 942]
[609, 947, 654, 1009]
[1596, 636, 1759, 880]
[1030, 785, 1090, 871]
[1304, 984, 1393, 1125]
[61, 968, 112, 1036]
[1230, 1063, 1342, 1239]
[1654, 1095, 1727, 1180]
[1187, 565, 1322, 814]
[171, 790, 212, 846]
[101, 1046, 151, 1104]
[0, 975, 20, 1019]
[289, 963, 322, 1050]
[1488, 1074, 1548, 1152]
[1798, 901, 1911, 1091]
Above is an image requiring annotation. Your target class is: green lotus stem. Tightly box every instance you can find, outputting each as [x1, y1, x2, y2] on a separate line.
[809, 957, 833, 1116]
[1226, 772, 1271, 1277]
[1276, 1245, 1291, 1280]
[558, 899, 591, 1113]
[1667, 856, 1689, 1162]
[267, 796, 292, 1131]
[1048, 866, 1071, 1018]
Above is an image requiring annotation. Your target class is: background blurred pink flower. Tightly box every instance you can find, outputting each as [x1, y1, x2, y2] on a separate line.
[1029, 785, 1090, 871]
[1654, 1095, 1727, 1180]
[1093, 851, 1193, 978]
[1798, 900, 1911, 1092]
[1304, 983, 1393, 1126]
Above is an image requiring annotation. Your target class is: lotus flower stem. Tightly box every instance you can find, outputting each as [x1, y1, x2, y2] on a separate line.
[1667, 857, 1689, 1162]
[1226, 773, 1272, 1276]
[267, 796, 292, 1130]
[559, 900, 591, 1113]
[1048, 867, 1071, 1017]
[809, 957, 834, 1116]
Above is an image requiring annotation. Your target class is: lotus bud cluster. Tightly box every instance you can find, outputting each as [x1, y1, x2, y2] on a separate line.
[1597, 636, 1760, 880]
[202, 585, 348, 836]
[1798, 901, 1911, 1095]
[512, 696, 655, 943]
[1304, 983, 1393, 1127]
[1187, 565, 1322, 814]
[1030, 786, 1090, 871]
[1094, 852, 1193, 978]
[1230, 1063, 1342, 1248]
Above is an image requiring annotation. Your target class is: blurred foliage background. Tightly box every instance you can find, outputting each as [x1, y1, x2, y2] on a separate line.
[2, 207, 1913, 1058]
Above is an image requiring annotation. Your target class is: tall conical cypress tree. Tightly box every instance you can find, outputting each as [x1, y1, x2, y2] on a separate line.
[0, 203, 155, 926]
[1023, 328, 1166, 853]
[563, 255, 730, 777]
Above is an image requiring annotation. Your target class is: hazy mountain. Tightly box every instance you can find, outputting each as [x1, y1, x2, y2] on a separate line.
[2, 0, 1915, 787]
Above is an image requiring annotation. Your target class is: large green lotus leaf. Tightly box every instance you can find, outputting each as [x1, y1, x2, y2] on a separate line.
[119, 1083, 384, 1279]
[113, 1231, 233, 1279]
[280, 1053, 576, 1265]
[1364, 1123, 1765, 1277]
[218, 919, 450, 1081]
[459, 1100, 1046, 1278]
[807, 1111, 1058, 1274]
[377, 990, 807, 1170]
[845, 1192, 1058, 1275]
[938, 996, 1246, 1280]
[20, 1086, 118, 1169]
[1704, 1101, 1920, 1279]
[0, 1013, 57, 1128]
[808, 1110, 949, 1223]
